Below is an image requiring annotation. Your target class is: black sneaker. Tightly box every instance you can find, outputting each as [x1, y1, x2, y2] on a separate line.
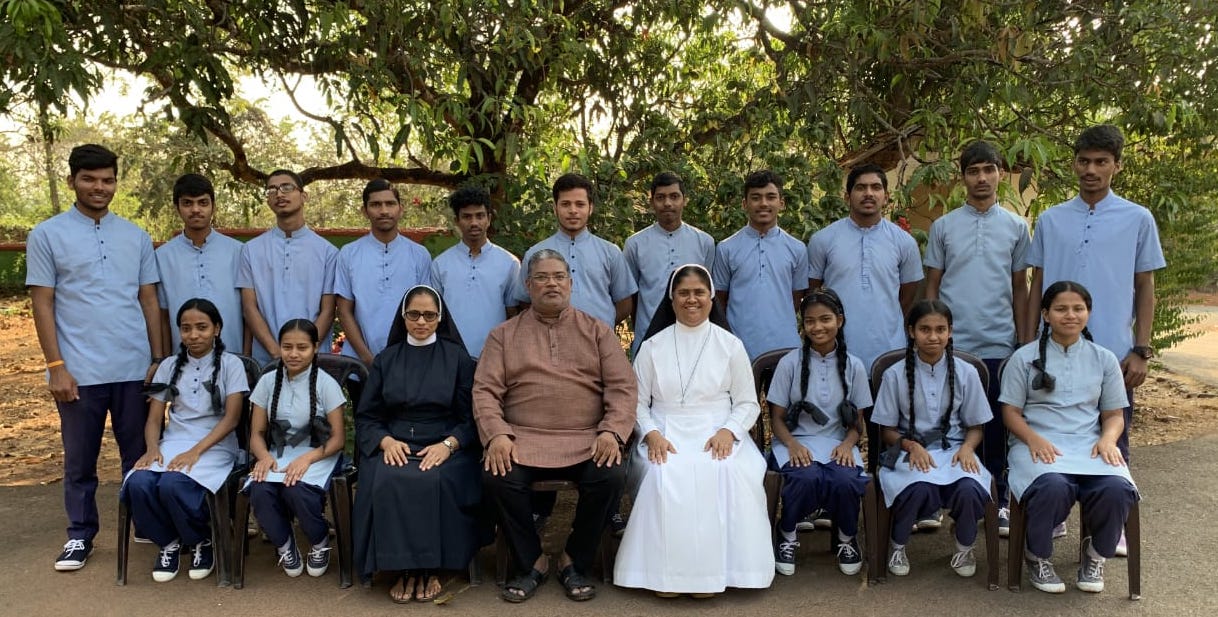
[54, 539, 93, 572]
[188, 540, 214, 580]
[306, 542, 331, 577]
[774, 538, 798, 575]
[278, 536, 303, 577]
[836, 537, 863, 575]
[152, 541, 182, 582]
[610, 513, 627, 538]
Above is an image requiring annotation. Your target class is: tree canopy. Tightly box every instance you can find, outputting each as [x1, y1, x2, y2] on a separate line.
[2, 0, 1216, 345]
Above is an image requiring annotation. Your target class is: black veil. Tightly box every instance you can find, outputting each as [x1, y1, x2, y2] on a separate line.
[640, 263, 731, 345]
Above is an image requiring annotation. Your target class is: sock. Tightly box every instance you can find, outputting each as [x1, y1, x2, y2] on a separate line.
[1025, 548, 1049, 561]
[956, 541, 972, 553]
[313, 537, 329, 549]
[278, 539, 293, 554]
[163, 540, 180, 551]
[890, 541, 904, 551]
[838, 531, 853, 544]
[780, 528, 797, 542]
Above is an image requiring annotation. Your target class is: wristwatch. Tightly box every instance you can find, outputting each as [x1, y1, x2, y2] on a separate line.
[441, 438, 456, 453]
[1131, 345, 1154, 360]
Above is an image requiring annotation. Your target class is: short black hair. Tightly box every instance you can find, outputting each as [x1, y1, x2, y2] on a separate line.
[266, 168, 304, 189]
[173, 173, 215, 204]
[846, 164, 887, 193]
[552, 173, 595, 204]
[1074, 124, 1124, 162]
[361, 178, 399, 207]
[650, 171, 685, 197]
[743, 169, 783, 193]
[959, 141, 1004, 173]
[448, 186, 491, 217]
[68, 144, 118, 176]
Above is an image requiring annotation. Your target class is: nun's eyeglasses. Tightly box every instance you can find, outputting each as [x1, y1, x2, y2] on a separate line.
[404, 311, 440, 322]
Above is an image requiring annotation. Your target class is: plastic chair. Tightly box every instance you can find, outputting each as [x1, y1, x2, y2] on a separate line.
[233, 353, 366, 589]
[117, 354, 262, 587]
[997, 358, 1143, 599]
[750, 348, 793, 543]
[865, 348, 1001, 589]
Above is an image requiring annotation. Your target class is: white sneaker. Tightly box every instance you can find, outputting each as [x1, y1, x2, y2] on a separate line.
[795, 511, 819, 532]
[887, 545, 910, 576]
[950, 546, 976, 578]
[915, 512, 943, 531]
[997, 507, 1010, 538]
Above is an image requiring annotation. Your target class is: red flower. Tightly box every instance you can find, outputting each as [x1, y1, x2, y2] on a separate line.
[896, 216, 911, 232]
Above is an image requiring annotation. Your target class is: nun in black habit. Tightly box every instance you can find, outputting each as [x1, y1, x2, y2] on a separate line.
[353, 285, 482, 602]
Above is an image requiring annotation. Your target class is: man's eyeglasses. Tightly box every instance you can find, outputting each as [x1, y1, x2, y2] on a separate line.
[264, 183, 300, 197]
[404, 310, 440, 323]
[529, 273, 570, 283]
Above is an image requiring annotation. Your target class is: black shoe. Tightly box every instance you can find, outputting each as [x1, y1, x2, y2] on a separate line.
[54, 539, 93, 572]
[189, 540, 214, 580]
[306, 541, 331, 577]
[152, 541, 182, 582]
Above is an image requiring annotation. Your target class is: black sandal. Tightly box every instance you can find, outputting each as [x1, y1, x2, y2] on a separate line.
[389, 571, 415, 604]
[500, 566, 548, 603]
[557, 564, 596, 601]
[416, 570, 442, 602]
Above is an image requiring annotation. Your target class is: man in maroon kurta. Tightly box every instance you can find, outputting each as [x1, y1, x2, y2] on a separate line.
[475, 249, 636, 602]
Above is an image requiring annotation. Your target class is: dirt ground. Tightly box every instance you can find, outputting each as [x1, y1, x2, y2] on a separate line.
[2, 293, 1216, 486]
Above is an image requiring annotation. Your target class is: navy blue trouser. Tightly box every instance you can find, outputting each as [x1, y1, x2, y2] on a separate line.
[248, 482, 329, 548]
[891, 479, 988, 546]
[1022, 473, 1136, 559]
[125, 470, 210, 547]
[57, 381, 148, 542]
[778, 461, 867, 536]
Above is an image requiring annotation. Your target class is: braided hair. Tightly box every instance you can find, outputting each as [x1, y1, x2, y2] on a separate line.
[1033, 280, 1095, 392]
[168, 298, 226, 414]
[268, 319, 321, 434]
[798, 289, 852, 415]
[903, 299, 957, 438]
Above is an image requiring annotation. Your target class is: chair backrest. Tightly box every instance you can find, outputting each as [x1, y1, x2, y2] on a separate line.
[750, 347, 796, 454]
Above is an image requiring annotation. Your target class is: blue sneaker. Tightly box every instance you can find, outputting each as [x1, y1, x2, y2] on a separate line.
[189, 540, 214, 580]
[837, 538, 863, 575]
[152, 541, 182, 582]
[278, 536, 303, 577]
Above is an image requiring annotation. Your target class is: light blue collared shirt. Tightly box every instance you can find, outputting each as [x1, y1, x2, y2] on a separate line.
[1026, 192, 1166, 357]
[924, 203, 1030, 359]
[713, 225, 809, 360]
[236, 225, 338, 364]
[431, 239, 520, 358]
[766, 346, 873, 441]
[334, 233, 431, 359]
[25, 207, 159, 385]
[807, 218, 923, 370]
[871, 354, 992, 440]
[623, 222, 715, 355]
[514, 229, 637, 326]
[156, 230, 245, 354]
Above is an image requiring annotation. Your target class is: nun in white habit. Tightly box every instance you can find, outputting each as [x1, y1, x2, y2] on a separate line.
[614, 264, 775, 596]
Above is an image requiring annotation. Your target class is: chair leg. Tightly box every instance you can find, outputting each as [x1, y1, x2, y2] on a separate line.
[876, 490, 891, 583]
[468, 553, 482, 587]
[863, 480, 880, 584]
[116, 498, 131, 586]
[210, 488, 233, 587]
[329, 476, 354, 589]
[983, 492, 1000, 590]
[233, 489, 251, 590]
[764, 471, 781, 546]
[1127, 501, 1141, 600]
[1006, 498, 1026, 592]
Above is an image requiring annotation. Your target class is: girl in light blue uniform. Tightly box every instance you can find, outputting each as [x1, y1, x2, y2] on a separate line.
[124, 298, 248, 582]
[872, 300, 992, 578]
[247, 319, 346, 578]
[1000, 280, 1136, 594]
[767, 288, 871, 577]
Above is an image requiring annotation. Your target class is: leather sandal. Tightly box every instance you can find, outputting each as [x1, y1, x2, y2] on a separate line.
[557, 564, 596, 601]
[500, 566, 548, 603]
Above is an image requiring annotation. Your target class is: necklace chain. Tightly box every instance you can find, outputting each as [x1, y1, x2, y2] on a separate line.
[675, 327, 713, 404]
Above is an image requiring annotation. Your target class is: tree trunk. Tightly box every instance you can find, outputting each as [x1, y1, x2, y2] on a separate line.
[39, 105, 62, 214]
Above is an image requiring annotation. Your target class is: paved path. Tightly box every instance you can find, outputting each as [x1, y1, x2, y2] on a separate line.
[3, 433, 1216, 616]
[1160, 306, 1218, 385]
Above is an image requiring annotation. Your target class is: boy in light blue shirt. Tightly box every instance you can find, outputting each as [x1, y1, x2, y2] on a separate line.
[623, 172, 715, 355]
[27, 144, 163, 571]
[807, 164, 922, 371]
[713, 170, 809, 361]
[155, 173, 245, 356]
[924, 141, 1031, 523]
[334, 179, 432, 364]
[431, 186, 520, 359]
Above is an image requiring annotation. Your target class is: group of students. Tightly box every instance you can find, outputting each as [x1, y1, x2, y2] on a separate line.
[28, 122, 1161, 601]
